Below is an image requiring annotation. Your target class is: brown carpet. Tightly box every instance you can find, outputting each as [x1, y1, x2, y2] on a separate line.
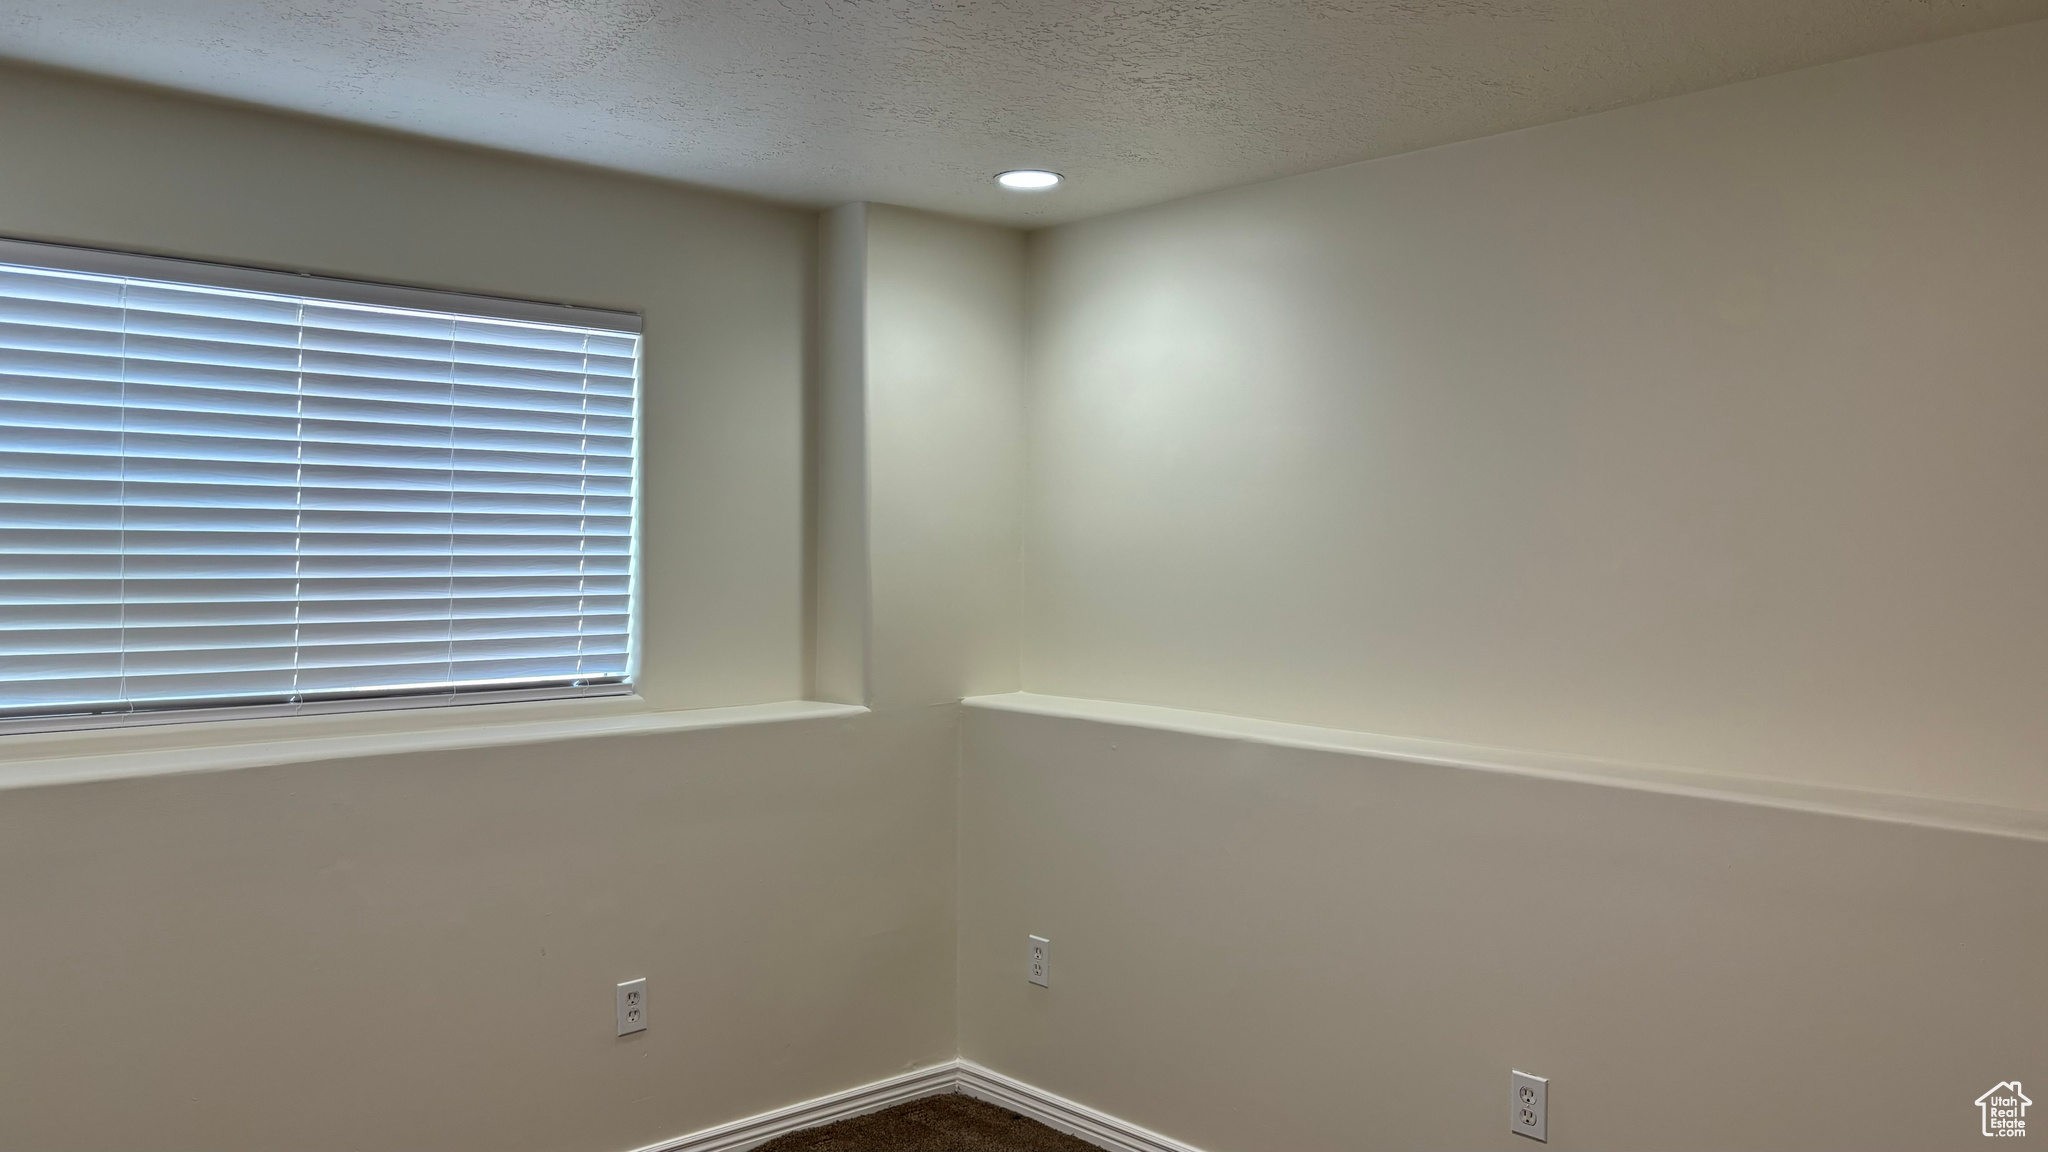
[754, 1093, 1102, 1152]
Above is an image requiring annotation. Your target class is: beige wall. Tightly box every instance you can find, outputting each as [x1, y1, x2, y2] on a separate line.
[960, 20, 2048, 1151]
[1022, 21, 2048, 811]
[864, 205, 1026, 707]
[0, 65, 961, 1151]
[813, 202, 1028, 709]
[0, 709, 957, 1152]
[958, 701, 2048, 1152]
[0, 62, 811, 716]
[814, 203, 872, 705]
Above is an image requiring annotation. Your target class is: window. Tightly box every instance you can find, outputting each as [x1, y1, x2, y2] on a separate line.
[0, 238, 641, 732]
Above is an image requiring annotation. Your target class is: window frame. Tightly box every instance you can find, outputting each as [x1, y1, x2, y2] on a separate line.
[0, 236, 646, 736]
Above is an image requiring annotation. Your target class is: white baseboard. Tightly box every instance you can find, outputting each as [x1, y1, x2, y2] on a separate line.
[631, 1062, 958, 1152]
[635, 1059, 1201, 1152]
[956, 1059, 1202, 1152]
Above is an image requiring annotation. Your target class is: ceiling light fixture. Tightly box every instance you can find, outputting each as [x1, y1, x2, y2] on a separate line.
[996, 169, 1063, 190]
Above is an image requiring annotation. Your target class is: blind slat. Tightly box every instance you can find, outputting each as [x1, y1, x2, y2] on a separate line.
[0, 249, 639, 727]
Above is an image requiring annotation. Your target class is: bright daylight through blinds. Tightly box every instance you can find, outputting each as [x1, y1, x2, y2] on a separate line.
[0, 248, 640, 729]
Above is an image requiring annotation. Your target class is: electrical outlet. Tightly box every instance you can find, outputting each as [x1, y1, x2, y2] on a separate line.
[1511, 1070, 1547, 1142]
[616, 978, 647, 1036]
[1027, 935, 1050, 987]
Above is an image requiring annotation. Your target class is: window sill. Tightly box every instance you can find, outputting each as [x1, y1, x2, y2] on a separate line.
[0, 699, 869, 792]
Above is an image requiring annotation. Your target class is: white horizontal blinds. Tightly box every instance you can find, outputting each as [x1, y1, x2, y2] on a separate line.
[0, 256, 639, 724]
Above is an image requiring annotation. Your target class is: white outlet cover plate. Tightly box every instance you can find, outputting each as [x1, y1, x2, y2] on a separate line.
[1512, 1070, 1547, 1142]
[1028, 935, 1050, 987]
[617, 978, 647, 1036]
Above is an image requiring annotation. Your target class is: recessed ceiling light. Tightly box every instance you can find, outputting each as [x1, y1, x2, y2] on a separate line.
[996, 169, 1063, 190]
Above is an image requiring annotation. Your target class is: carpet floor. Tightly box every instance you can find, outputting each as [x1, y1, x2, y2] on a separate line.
[752, 1092, 1103, 1152]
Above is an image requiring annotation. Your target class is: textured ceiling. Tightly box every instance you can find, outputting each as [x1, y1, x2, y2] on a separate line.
[1, 1, 2044, 226]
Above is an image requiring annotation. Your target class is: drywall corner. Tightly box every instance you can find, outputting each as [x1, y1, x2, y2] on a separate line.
[813, 202, 871, 705]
